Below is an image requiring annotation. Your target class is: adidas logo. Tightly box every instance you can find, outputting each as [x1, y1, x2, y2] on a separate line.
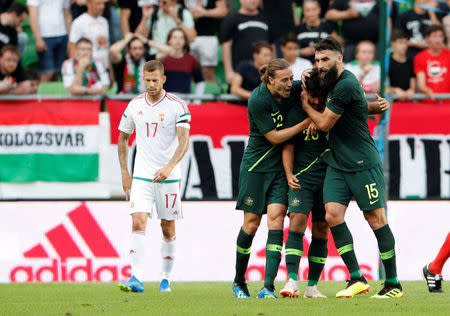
[138, 110, 143, 115]
[173, 210, 178, 215]
[10, 203, 131, 283]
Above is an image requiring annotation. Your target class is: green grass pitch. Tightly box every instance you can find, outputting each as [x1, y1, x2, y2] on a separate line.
[0, 281, 449, 315]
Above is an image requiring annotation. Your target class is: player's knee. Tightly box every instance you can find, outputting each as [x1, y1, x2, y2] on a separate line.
[267, 214, 285, 230]
[325, 212, 340, 226]
[363, 209, 387, 230]
[160, 221, 175, 238]
[243, 221, 260, 235]
[132, 221, 146, 232]
[289, 213, 308, 232]
[162, 229, 175, 239]
[131, 213, 148, 231]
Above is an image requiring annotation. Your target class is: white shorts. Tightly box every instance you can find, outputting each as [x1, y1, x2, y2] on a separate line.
[189, 36, 219, 67]
[129, 178, 183, 220]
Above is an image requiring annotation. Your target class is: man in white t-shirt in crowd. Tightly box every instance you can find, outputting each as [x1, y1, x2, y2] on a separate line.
[186, 0, 228, 82]
[62, 37, 109, 95]
[69, 0, 109, 71]
[280, 33, 313, 81]
[346, 40, 380, 93]
[136, 0, 196, 56]
[117, 60, 191, 293]
[28, 0, 72, 82]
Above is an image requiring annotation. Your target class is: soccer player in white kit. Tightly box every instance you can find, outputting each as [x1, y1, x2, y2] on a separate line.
[117, 60, 191, 293]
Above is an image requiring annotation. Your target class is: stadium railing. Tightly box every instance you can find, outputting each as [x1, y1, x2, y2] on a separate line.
[1, 92, 450, 102]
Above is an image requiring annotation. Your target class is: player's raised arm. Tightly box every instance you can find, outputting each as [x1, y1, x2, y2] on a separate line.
[118, 131, 132, 200]
[153, 126, 190, 183]
[302, 91, 340, 132]
[264, 117, 311, 145]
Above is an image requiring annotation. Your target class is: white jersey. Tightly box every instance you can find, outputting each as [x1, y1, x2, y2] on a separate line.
[118, 91, 191, 182]
[69, 13, 110, 69]
[292, 57, 313, 81]
[345, 62, 381, 93]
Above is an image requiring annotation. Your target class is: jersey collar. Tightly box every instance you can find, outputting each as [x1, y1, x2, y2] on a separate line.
[145, 90, 167, 107]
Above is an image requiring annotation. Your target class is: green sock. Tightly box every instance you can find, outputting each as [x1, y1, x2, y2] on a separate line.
[374, 224, 399, 284]
[307, 236, 327, 286]
[234, 227, 254, 284]
[285, 231, 304, 281]
[264, 230, 283, 290]
[330, 222, 362, 279]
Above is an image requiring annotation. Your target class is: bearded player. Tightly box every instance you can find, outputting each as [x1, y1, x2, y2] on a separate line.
[301, 37, 401, 299]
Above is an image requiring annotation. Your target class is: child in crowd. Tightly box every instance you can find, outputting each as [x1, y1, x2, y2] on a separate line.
[389, 29, 416, 101]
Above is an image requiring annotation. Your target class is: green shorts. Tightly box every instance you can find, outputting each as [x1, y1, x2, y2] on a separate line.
[288, 175, 326, 222]
[323, 164, 386, 211]
[236, 167, 288, 215]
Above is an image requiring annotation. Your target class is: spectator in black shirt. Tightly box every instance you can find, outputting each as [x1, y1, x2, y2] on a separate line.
[0, 45, 35, 94]
[325, 0, 379, 62]
[0, 0, 13, 13]
[295, 0, 330, 19]
[220, 0, 273, 84]
[71, 0, 87, 20]
[119, 0, 142, 34]
[296, 0, 337, 64]
[396, 0, 441, 59]
[389, 29, 416, 101]
[230, 40, 272, 103]
[261, 0, 296, 57]
[188, 0, 228, 83]
[0, 2, 27, 49]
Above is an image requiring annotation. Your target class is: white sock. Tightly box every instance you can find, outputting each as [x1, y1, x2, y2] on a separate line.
[130, 231, 146, 282]
[161, 236, 176, 280]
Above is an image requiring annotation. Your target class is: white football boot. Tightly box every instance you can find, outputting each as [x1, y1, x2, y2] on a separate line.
[279, 278, 300, 298]
[303, 285, 327, 298]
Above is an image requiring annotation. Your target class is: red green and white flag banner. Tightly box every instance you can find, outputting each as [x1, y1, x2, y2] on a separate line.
[0, 100, 100, 183]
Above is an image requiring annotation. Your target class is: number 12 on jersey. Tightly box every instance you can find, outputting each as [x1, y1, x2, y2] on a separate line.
[145, 122, 158, 137]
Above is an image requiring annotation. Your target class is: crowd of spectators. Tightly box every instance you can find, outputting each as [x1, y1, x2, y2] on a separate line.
[1, 0, 450, 102]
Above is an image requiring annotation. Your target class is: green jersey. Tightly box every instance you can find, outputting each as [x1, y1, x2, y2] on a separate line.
[324, 70, 381, 171]
[241, 80, 302, 173]
[285, 105, 328, 179]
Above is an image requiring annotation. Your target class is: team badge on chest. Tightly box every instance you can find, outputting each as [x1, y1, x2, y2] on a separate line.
[159, 113, 165, 121]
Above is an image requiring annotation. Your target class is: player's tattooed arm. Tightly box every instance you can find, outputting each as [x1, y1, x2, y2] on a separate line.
[282, 144, 301, 191]
[118, 131, 132, 200]
[153, 126, 190, 182]
[367, 93, 391, 114]
[302, 91, 340, 131]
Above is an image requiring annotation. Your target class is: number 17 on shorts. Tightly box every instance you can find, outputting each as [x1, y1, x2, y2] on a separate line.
[156, 182, 183, 220]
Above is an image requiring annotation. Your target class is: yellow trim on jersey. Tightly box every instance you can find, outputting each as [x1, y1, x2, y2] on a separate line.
[294, 149, 330, 177]
[248, 146, 276, 172]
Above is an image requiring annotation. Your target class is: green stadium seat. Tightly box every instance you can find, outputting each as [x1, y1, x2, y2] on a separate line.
[37, 82, 68, 95]
[106, 82, 118, 95]
[204, 82, 221, 94]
